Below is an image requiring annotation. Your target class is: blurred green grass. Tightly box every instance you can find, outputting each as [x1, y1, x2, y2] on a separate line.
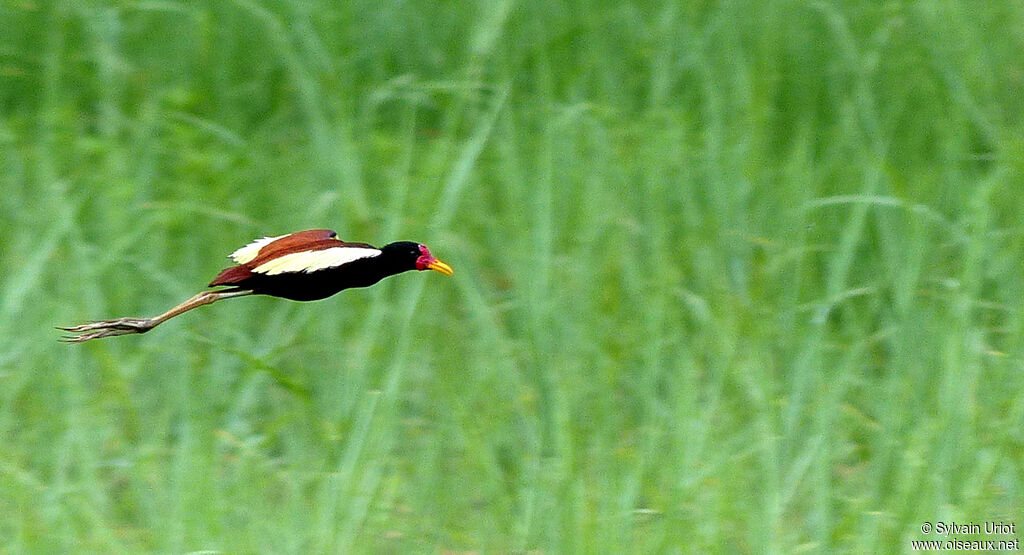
[2, 0, 1024, 552]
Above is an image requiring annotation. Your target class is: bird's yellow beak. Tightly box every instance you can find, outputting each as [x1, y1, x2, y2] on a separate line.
[426, 258, 454, 276]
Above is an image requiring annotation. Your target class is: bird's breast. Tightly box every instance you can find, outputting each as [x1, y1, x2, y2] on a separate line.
[245, 263, 396, 301]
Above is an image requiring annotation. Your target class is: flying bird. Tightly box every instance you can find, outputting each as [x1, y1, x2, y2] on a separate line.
[60, 229, 453, 342]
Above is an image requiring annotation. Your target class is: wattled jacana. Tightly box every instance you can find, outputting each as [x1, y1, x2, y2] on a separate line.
[59, 229, 453, 342]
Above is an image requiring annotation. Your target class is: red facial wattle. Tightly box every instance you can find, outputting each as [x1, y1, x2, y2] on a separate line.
[416, 245, 454, 275]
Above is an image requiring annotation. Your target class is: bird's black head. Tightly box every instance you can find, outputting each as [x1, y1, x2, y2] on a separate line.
[381, 241, 454, 276]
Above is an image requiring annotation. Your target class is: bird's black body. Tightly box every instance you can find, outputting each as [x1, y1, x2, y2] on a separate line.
[237, 241, 424, 301]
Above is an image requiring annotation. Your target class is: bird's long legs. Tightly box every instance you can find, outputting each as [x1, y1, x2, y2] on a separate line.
[59, 289, 253, 343]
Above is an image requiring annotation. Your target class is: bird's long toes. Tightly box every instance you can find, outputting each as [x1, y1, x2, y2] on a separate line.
[59, 318, 149, 333]
[58, 318, 154, 342]
[60, 327, 137, 342]
[103, 321, 140, 331]
[58, 320, 120, 332]
[57, 323, 95, 332]
[113, 318, 152, 330]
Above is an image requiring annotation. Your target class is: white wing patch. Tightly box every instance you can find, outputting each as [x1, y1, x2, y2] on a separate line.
[252, 247, 381, 275]
[230, 235, 287, 264]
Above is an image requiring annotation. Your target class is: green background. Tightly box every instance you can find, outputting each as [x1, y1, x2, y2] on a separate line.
[2, 0, 1023, 552]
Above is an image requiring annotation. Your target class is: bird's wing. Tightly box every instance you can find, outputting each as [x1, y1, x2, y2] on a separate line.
[250, 245, 382, 275]
[229, 229, 340, 264]
[232, 229, 381, 275]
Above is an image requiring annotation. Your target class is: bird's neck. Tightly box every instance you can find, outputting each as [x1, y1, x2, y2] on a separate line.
[345, 254, 413, 287]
